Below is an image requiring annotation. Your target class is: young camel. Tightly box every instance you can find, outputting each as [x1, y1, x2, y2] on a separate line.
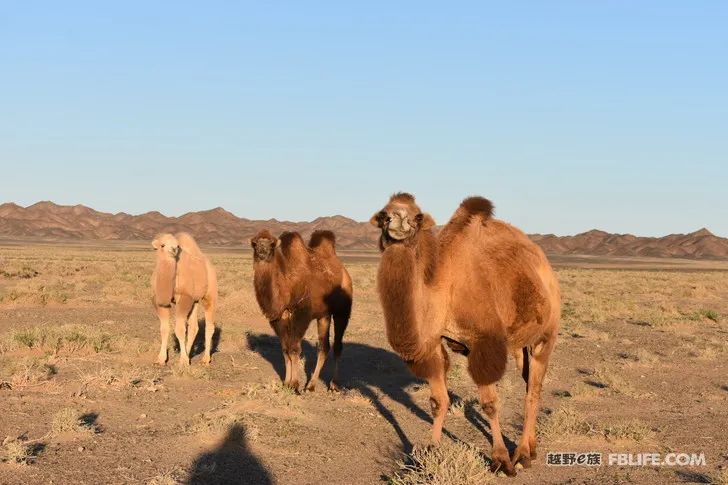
[251, 229, 353, 391]
[152, 232, 218, 366]
[370, 193, 560, 476]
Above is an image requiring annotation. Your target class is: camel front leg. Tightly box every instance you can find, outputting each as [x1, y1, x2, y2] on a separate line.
[174, 294, 194, 367]
[306, 316, 331, 391]
[271, 319, 292, 386]
[512, 338, 556, 468]
[185, 303, 199, 358]
[409, 343, 450, 444]
[478, 383, 516, 476]
[201, 297, 216, 365]
[156, 306, 171, 365]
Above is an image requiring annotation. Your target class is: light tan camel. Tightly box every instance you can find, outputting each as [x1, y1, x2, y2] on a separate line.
[251, 229, 353, 391]
[370, 193, 560, 476]
[151, 232, 218, 366]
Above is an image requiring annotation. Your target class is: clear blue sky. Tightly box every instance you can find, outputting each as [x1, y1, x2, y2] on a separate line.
[1, 1, 726, 235]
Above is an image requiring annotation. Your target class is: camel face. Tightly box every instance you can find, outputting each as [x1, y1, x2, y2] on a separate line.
[251, 231, 277, 262]
[152, 233, 180, 260]
[370, 193, 435, 250]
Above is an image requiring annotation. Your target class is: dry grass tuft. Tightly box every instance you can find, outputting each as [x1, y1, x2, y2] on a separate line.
[603, 419, 654, 442]
[590, 367, 639, 397]
[0, 356, 57, 389]
[1, 437, 42, 465]
[51, 408, 98, 435]
[389, 441, 494, 485]
[448, 397, 478, 418]
[147, 469, 183, 485]
[538, 406, 596, 439]
[4, 324, 118, 355]
[713, 469, 728, 485]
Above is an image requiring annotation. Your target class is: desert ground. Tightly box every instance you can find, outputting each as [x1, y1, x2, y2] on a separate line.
[1, 240, 727, 484]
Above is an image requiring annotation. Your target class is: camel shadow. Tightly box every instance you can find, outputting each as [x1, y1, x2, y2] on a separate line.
[171, 318, 222, 360]
[246, 332, 464, 452]
[186, 423, 272, 485]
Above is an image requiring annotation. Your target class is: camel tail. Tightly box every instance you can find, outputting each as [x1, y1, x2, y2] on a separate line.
[308, 230, 337, 255]
[446, 196, 494, 231]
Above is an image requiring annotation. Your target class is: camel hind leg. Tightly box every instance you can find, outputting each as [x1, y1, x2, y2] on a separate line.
[329, 306, 350, 391]
[201, 296, 216, 365]
[306, 316, 331, 392]
[512, 336, 556, 469]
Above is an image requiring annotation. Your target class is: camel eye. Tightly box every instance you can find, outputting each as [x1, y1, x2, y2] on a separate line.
[161, 244, 165, 248]
[415, 214, 423, 224]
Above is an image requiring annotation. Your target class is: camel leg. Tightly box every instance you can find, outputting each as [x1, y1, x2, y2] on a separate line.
[271, 319, 292, 386]
[174, 294, 194, 367]
[288, 339, 303, 391]
[185, 303, 199, 359]
[478, 383, 516, 476]
[512, 338, 556, 468]
[201, 297, 216, 365]
[306, 316, 331, 392]
[156, 306, 171, 365]
[330, 310, 349, 391]
[408, 343, 450, 444]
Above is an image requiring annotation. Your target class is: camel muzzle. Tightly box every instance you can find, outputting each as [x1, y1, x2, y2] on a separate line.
[385, 213, 415, 241]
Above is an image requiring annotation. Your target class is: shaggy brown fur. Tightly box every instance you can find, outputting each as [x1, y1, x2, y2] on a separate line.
[371, 194, 560, 476]
[151, 232, 218, 366]
[251, 229, 353, 391]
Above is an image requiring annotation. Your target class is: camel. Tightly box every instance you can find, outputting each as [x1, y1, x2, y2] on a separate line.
[151, 232, 218, 367]
[251, 229, 353, 391]
[370, 193, 560, 476]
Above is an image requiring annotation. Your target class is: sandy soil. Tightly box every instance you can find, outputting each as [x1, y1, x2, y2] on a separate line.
[1, 243, 727, 484]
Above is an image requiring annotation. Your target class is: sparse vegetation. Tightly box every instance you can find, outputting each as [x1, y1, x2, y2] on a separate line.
[603, 419, 654, 442]
[538, 406, 596, 439]
[1, 242, 728, 483]
[389, 442, 494, 485]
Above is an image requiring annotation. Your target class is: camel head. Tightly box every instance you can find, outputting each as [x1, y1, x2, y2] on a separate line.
[370, 192, 435, 250]
[152, 233, 181, 260]
[251, 230, 278, 262]
[152, 233, 180, 307]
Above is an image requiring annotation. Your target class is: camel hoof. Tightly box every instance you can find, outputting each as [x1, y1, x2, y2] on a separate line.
[156, 358, 167, 366]
[512, 446, 532, 469]
[305, 382, 316, 392]
[202, 355, 211, 366]
[329, 381, 341, 392]
[490, 454, 516, 477]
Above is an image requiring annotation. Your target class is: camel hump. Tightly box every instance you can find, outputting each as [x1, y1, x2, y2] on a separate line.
[446, 196, 494, 230]
[308, 230, 336, 254]
[175, 232, 203, 257]
[460, 196, 494, 219]
[278, 231, 308, 258]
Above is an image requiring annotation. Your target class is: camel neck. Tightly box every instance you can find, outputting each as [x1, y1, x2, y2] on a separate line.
[253, 259, 284, 321]
[377, 241, 435, 361]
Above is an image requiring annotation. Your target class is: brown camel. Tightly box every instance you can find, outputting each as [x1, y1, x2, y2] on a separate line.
[251, 229, 353, 391]
[152, 232, 218, 366]
[370, 193, 560, 476]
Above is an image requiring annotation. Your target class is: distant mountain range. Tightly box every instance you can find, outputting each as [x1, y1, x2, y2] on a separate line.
[1, 201, 727, 259]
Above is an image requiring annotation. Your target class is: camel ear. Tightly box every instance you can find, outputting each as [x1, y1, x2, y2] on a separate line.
[273, 238, 279, 249]
[152, 238, 161, 250]
[418, 213, 435, 230]
[249, 238, 256, 248]
[370, 211, 387, 228]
